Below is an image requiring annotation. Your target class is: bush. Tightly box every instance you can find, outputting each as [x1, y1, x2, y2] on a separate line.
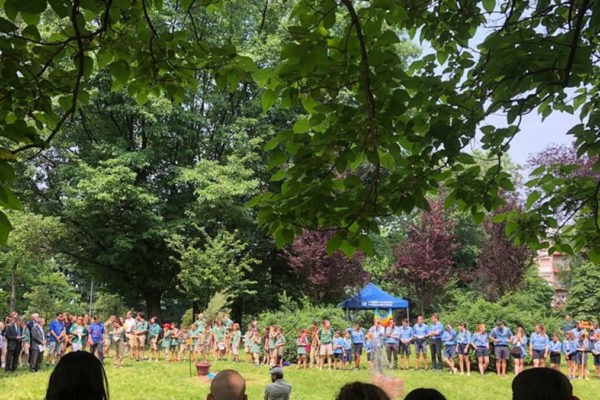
[258, 296, 348, 362]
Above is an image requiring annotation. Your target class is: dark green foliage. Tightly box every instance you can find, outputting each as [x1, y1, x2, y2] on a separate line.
[258, 296, 347, 362]
[565, 259, 600, 320]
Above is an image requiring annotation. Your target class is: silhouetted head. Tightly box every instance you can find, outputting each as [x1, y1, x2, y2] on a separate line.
[404, 388, 447, 400]
[512, 368, 577, 400]
[207, 370, 247, 400]
[45, 351, 109, 400]
[335, 382, 391, 400]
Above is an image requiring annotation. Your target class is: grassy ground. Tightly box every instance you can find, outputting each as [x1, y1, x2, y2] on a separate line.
[0, 353, 597, 400]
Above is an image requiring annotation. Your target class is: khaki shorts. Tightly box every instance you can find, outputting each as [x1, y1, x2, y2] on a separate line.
[232, 346, 239, 355]
[150, 337, 158, 350]
[127, 333, 136, 346]
[320, 343, 333, 356]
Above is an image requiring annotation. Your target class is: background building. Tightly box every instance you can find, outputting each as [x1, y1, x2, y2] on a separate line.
[536, 249, 568, 307]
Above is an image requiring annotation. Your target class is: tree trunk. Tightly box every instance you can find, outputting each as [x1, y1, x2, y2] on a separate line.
[144, 291, 162, 322]
[10, 263, 17, 313]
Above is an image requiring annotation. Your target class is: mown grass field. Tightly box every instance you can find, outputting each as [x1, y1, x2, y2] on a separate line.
[0, 353, 597, 400]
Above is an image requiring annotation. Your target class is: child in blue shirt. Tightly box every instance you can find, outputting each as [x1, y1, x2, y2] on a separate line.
[563, 330, 577, 379]
[343, 331, 353, 369]
[530, 324, 550, 368]
[456, 322, 472, 376]
[471, 323, 489, 376]
[512, 327, 527, 376]
[441, 323, 457, 373]
[333, 331, 345, 370]
[576, 332, 589, 380]
[549, 333, 562, 370]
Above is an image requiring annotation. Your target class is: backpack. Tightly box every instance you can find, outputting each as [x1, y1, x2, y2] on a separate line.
[157, 327, 164, 341]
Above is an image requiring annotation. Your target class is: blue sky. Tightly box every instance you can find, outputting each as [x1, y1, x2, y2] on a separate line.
[482, 111, 576, 167]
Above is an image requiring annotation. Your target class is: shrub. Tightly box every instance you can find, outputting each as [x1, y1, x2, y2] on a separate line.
[258, 296, 348, 362]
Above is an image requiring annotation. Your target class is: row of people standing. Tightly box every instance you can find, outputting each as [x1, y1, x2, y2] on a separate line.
[343, 315, 600, 379]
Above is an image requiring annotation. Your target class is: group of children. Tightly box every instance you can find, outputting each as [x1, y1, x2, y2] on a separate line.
[158, 315, 242, 363]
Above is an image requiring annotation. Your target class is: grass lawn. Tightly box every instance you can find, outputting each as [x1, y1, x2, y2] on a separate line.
[0, 354, 597, 400]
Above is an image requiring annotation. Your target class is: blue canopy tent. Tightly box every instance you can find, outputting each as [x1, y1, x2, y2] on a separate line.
[338, 282, 410, 321]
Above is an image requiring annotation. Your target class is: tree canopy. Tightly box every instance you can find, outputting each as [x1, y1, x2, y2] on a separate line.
[0, 0, 599, 262]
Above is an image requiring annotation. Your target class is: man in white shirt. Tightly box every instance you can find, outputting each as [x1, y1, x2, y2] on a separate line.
[123, 311, 136, 358]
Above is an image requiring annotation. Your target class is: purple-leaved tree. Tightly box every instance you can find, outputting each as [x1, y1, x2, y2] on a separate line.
[284, 229, 368, 303]
[388, 198, 458, 315]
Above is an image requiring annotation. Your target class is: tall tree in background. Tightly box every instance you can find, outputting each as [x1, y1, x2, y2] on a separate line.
[284, 230, 368, 303]
[565, 259, 600, 320]
[388, 198, 458, 315]
[472, 203, 534, 301]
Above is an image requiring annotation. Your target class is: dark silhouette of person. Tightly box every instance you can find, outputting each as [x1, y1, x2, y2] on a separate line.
[335, 382, 391, 400]
[512, 367, 579, 400]
[404, 388, 446, 400]
[44, 350, 109, 400]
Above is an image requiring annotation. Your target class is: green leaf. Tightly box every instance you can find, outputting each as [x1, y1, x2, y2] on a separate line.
[253, 68, 272, 87]
[526, 191, 541, 208]
[21, 12, 40, 26]
[0, 186, 22, 210]
[47, 0, 69, 17]
[83, 55, 94, 77]
[22, 25, 41, 41]
[588, 247, 600, 265]
[269, 169, 286, 182]
[0, 210, 13, 245]
[292, 118, 309, 133]
[358, 235, 373, 255]
[108, 60, 130, 84]
[0, 162, 16, 183]
[9, 0, 46, 13]
[264, 136, 280, 151]
[482, 0, 495, 13]
[339, 239, 355, 259]
[58, 95, 72, 111]
[0, 16, 17, 31]
[262, 89, 277, 112]
[326, 233, 342, 256]
[490, 213, 506, 223]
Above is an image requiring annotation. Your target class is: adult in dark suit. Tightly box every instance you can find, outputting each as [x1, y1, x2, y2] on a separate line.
[27, 312, 39, 366]
[5, 317, 24, 371]
[30, 318, 46, 372]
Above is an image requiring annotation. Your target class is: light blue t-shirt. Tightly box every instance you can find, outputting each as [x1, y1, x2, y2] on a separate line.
[413, 323, 429, 339]
[530, 333, 550, 351]
[571, 328, 585, 341]
[399, 326, 413, 342]
[333, 337, 345, 354]
[549, 340, 562, 353]
[343, 338, 352, 351]
[350, 329, 365, 344]
[513, 336, 527, 357]
[385, 326, 400, 344]
[490, 326, 513, 346]
[563, 339, 577, 354]
[442, 329, 456, 346]
[457, 330, 471, 345]
[428, 322, 443, 340]
[472, 332, 488, 347]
